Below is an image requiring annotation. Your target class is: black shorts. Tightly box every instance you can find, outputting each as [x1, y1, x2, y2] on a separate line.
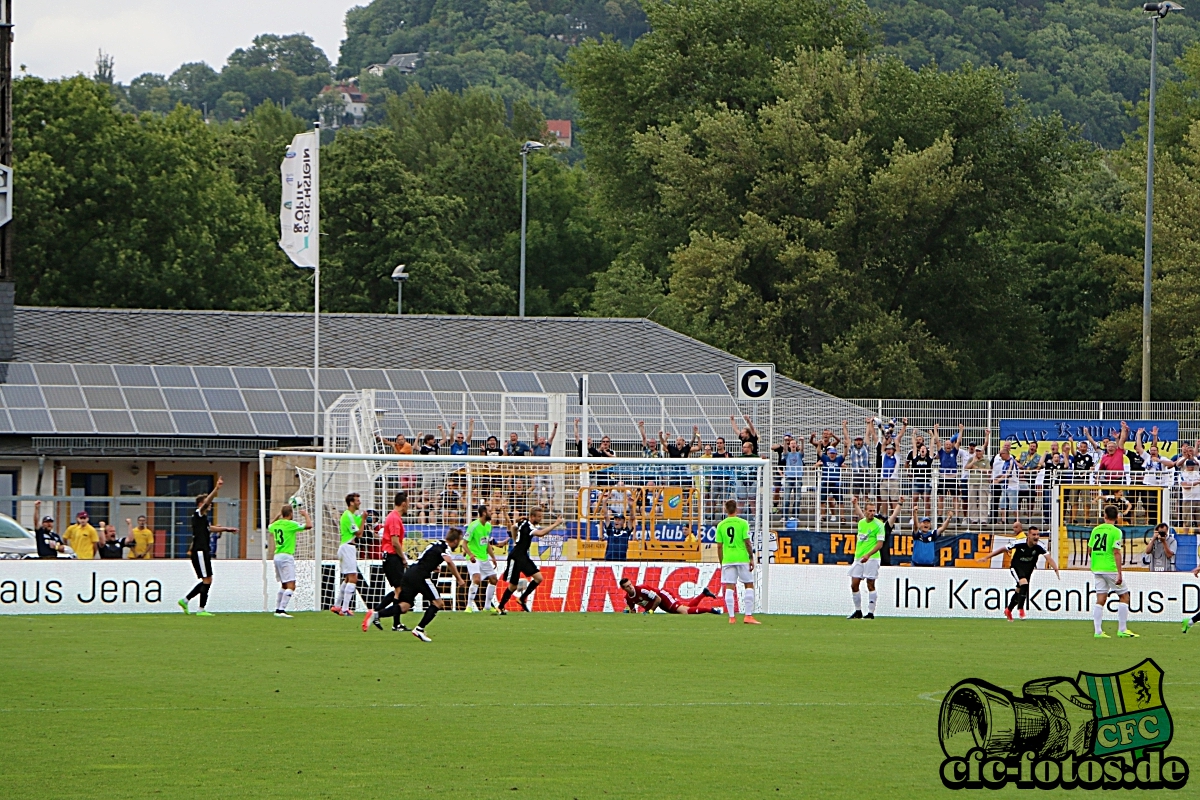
[505, 553, 539, 582]
[1012, 570, 1035, 584]
[397, 575, 440, 606]
[190, 549, 212, 579]
[382, 553, 406, 587]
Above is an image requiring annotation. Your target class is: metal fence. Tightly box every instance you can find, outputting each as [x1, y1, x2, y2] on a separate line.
[3, 495, 242, 559]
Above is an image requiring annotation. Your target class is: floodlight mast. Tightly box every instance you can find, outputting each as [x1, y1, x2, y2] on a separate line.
[518, 140, 545, 318]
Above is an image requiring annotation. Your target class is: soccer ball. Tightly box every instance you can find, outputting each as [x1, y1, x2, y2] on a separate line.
[289, 495, 304, 511]
[516, 578, 529, 594]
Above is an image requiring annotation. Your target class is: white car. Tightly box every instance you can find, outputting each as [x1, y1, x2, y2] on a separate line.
[0, 514, 74, 559]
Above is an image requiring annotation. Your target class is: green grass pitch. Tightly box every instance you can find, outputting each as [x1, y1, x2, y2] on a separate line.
[2, 611, 1198, 798]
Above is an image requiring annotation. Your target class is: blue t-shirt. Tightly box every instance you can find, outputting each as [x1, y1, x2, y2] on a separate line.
[849, 445, 870, 470]
[532, 443, 551, 456]
[784, 450, 804, 478]
[881, 453, 898, 479]
[818, 454, 844, 482]
[449, 441, 469, 456]
[506, 441, 530, 456]
[938, 447, 960, 475]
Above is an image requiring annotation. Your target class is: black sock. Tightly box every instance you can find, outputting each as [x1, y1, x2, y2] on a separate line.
[198, 583, 210, 609]
[1017, 585, 1029, 610]
[186, 582, 204, 600]
[1191, 609, 1200, 624]
[377, 594, 397, 616]
[1007, 589, 1021, 611]
[519, 581, 538, 603]
[417, 605, 438, 630]
[498, 587, 514, 609]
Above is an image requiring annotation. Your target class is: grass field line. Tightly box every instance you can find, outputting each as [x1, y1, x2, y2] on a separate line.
[0, 699, 930, 714]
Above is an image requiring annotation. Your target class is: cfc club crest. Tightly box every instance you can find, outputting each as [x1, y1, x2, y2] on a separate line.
[938, 659, 1188, 790]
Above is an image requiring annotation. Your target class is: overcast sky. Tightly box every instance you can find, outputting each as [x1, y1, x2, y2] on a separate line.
[19, 1, 352, 82]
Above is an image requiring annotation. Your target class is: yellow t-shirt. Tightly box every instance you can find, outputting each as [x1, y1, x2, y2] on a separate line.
[129, 527, 154, 559]
[65, 523, 99, 560]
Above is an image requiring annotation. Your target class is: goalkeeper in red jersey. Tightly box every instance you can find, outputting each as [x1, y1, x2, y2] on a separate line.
[618, 578, 721, 615]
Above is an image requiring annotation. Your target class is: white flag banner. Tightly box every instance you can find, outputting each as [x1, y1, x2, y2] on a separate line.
[279, 130, 319, 269]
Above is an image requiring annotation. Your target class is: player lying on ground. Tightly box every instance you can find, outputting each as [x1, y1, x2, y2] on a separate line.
[618, 578, 721, 615]
[267, 503, 313, 617]
[179, 477, 237, 616]
[976, 524, 1060, 621]
[387, 529, 467, 642]
[463, 504, 499, 613]
[331, 492, 363, 616]
[497, 507, 565, 614]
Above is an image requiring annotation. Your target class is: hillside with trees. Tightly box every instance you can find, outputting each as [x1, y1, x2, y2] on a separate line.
[15, 0, 1200, 400]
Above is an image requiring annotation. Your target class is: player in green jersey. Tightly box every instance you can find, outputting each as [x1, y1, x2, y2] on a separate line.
[848, 496, 894, 619]
[716, 498, 758, 625]
[1089, 504, 1137, 639]
[463, 504, 499, 612]
[332, 493, 363, 616]
[269, 504, 312, 618]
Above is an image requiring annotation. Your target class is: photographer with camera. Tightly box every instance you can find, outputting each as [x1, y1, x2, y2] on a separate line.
[1143, 522, 1176, 572]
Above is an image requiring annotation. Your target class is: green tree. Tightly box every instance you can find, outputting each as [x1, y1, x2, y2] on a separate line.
[13, 76, 304, 310]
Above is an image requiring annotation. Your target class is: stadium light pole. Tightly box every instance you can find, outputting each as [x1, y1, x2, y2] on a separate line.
[1141, 2, 1183, 410]
[391, 264, 408, 315]
[519, 140, 545, 317]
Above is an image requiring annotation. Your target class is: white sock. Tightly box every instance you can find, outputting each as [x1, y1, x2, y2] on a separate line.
[1118, 602, 1128, 632]
[744, 588, 755, 615]
[343, 583, 356, 611]
[485, 584, 496, 609]
[852, 593, 862, 611]
[281, 589, 293, 611]
[467, 583, 479, 608]
[1093, 604, 1104, 635]
[868, 591, 878, 613]
[276, 589, 285, 611]
[724, 588, 736, 618]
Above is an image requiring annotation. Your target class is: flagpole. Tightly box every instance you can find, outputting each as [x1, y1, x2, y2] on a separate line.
[312, 122, 321, 448]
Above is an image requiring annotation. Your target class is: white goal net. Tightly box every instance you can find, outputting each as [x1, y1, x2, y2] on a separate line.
[262, 453, 770, 614]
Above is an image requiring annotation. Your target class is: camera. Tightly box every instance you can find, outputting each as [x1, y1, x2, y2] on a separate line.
[940, 677, 1096, 760]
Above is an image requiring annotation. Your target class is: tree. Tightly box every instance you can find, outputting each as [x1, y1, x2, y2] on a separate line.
[320, 127, 512, 315]
[228, 33, 332, 77]
[13, 76, 304, 311]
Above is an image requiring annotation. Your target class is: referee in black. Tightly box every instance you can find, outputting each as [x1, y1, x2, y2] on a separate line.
[497, 507, 565, 614]
[180, 477, 237, 616]
[978, 524, 1060, 620]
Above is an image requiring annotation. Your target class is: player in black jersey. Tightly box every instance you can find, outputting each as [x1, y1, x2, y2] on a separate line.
[393, 529, 466, 642]
[497, 507, 565, 614]
[977, 525, 1060, 621]
[178, 477, 238, 616]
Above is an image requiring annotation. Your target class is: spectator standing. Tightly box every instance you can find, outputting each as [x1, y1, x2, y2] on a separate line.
[1180, 459, 1200, 529]
[505, 432, 531, 457]
[33, 502, 65, 558]
[906, 433, 934, 521]
[1143, 523, 1177, 572]
[449, 420, 474, 455]
[482, 435, 504, 456]
[780, 438, 805, 521]
[731, 413, 760, 455]
[418, 426, 450, 455]
[713, 437, 733, 458]
[964, 431, 992, 524]
[845, 421, 872, 505]
[530, 422, 558, 511]
[98, 523, 128, 559]
[932, 424, 966, 522]
[531, 423, 557, 457]
[661, 426, 700, 486]
[603, 512, 631, 561]
[1089, 423, 1129, 482]
[64, 511, 99, 560]
[126, 515, 154, 559]
[992, 444, 1021, 525]
[379, 433, 413, 455]
[878, 442, 901, 507]
[817, 442, 846, 523]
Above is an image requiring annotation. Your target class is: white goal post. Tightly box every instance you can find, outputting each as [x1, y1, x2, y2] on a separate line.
[257, 452, 770, 614]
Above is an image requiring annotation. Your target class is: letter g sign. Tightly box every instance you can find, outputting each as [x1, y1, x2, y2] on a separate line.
[736, 364, 775, 401]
